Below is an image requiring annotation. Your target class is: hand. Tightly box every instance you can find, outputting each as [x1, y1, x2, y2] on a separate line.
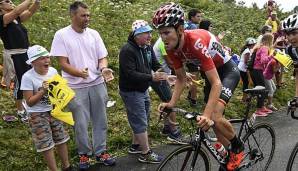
[41, 81, 49, 94]
[81, 68, 89, 79]
[167, 75, 177, 86]
[102, 68, 114, 82]
[196, 115, 214, 131]
[158, 102, 174, 113]
[152, 72, 167, 82]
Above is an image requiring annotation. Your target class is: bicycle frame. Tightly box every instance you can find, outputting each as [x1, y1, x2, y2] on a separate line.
[185, 94, 259, 170]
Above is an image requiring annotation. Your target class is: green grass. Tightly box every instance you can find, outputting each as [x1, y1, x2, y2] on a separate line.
[0, 0, 295, 170]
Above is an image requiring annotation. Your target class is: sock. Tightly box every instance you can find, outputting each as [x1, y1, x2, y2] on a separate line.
[131, 144, 140, 149]
[230, 136, 244, 153]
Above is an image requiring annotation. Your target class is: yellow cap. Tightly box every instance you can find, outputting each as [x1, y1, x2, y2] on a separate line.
[273, 51, 293, 69]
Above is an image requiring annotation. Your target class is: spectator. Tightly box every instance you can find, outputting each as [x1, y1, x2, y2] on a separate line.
[50, 1, 115, 169]
[21, 45, 73, 171]
[184, 9, 203, 107]
[0, 0, 41, 123]
[251, 33, 275, 116]
[257, 25, 272, 43]
[119, 20, 164, 163]
[265, 11, 280, 34]
[238, 37, 256, 102]
[152, 37, 186, 144]
[199, 19, 212, 31]
[184, 8, 202, 30]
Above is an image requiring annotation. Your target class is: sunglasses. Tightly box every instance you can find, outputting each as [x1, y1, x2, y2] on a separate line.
[0, 0, 11, 4]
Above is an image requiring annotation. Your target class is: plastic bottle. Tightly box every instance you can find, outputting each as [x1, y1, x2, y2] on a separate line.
[214, 142, 228, 159]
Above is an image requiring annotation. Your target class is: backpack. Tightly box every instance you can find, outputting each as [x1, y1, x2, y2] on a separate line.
[247, 51, 257, 71]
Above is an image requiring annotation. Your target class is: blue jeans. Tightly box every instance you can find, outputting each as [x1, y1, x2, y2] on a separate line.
[120, 90, 150, 134]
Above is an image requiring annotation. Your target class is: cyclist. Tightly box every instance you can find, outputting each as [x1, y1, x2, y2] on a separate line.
[282, 14, 298, 97]
[154, 3, 244, 170]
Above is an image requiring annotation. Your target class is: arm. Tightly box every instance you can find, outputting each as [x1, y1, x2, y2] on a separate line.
[151, 48, 162, 71]
[20, 0, 40, 22]
[2, 0, 31, 26]
[167, 68, 187, 107]
[58, 56, 87, 78]
[202, 68, 222, 119]
[243, 52, 250, 64]
[98, 57, 108, 70]
[259, 47, 271, 65]
[119, 48, 152, 82]
[23, 81, 48, 107]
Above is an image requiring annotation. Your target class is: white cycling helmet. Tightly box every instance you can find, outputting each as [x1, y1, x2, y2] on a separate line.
[152, 2, 184, 29]
[246, 37, 257, 45]
[281, 14, 298, 32]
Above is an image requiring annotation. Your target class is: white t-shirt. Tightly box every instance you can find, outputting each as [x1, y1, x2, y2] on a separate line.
[21, 67, 58, 113]
[238, 48, 251, 72]
[50, 26, 108, 89]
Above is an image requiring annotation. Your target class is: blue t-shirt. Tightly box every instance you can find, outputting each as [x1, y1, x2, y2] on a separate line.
[184, 21, 198, 30]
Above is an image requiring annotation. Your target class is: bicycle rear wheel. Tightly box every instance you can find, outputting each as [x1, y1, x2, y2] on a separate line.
[157, 144, 210, 171]
[286, 142, 298, 171]
[241, 123, 275, 171]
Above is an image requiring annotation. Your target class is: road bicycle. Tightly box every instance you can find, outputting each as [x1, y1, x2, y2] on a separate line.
[157, 86, 276, 171]
[286, 98, 298, 171]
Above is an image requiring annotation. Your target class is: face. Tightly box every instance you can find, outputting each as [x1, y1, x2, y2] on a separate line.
[71, 7, 90, 29]
[158, 27, 179, 51]
[286, 29, 298, 47]
[135, 32, 152, 46]
[191, 13, 202, 24]
[0, 0, 15, 11]
[32, 56, 51, 75]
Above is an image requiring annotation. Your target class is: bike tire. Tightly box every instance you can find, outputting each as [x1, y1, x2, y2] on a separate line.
[156, 144, 210, 171]
[242, 123, 275, 171]
[286, 142, 298, 171]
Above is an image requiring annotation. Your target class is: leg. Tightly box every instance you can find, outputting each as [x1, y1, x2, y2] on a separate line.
[42, 149, 58, 171]
[134, 132, 150, 153]
[89, 84, 108, 155]
[68, 88, 92, 155]
[56, 142, 70, 169]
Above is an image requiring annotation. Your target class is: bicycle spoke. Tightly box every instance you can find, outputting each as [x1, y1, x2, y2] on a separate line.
[241, 123, 275, 171]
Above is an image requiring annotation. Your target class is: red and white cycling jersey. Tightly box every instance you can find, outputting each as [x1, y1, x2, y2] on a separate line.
[167, 29, 231, 72]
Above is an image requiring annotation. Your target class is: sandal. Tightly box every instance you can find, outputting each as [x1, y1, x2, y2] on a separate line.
[2, 115, 18, 122]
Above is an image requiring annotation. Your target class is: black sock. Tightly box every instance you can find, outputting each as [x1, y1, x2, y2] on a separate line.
[230, 136, 244, 153]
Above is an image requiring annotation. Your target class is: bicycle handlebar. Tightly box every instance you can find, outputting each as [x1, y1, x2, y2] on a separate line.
[287, 98, 298, 120]
[161, 107, 214, 126]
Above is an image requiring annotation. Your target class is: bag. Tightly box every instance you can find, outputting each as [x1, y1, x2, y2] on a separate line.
[247, 51, 257, 70]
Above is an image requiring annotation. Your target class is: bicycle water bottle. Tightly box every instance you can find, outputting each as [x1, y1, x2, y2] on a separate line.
[214, 142, 228, 159]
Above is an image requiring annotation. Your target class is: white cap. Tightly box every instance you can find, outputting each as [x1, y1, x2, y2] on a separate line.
[26, 45, 50, 65]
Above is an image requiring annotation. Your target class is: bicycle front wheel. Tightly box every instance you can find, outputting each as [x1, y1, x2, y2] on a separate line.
[286, 142, 298, 171]
[242, 123, 275, 171]
[157, 144, 210, 171]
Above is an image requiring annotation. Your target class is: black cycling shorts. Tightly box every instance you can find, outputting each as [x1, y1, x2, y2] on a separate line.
[185, 62, 199, 72]
[203, 60, 240, 104]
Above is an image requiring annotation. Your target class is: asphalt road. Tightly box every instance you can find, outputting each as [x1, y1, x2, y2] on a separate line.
[89, 108, 298, 171]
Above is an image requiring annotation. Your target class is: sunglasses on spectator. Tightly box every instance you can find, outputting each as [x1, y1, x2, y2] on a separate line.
[0, 0, 11, 4]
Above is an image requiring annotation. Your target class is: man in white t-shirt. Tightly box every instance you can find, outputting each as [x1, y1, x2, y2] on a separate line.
[50, 1, 115, 169]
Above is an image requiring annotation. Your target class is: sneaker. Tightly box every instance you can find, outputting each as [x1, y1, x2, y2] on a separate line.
[260, 107, 272, 114]
[128, 144, 142, 154]
[267, 105, 278, 111]
[187, 91, 197, 107]
[62, 165, 76, 171]
[17, 111, 28, 123]
[254, 109, 268, 117]
[160, 124, 171, 136]
[79, 154, 90, 170]
[227, 150, 244, 170]
[138, 150, 163, 164]
[167, 129, 188, 145]
[96, 151, 116, 166]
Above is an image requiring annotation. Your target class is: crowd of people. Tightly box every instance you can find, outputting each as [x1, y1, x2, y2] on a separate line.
[1, 0, 298, 170]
